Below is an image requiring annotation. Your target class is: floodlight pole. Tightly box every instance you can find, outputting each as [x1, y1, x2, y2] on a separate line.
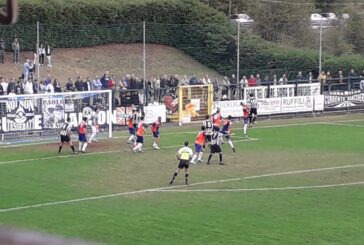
[228, 0, 232, 18]
[36, 21, 40, 88]
[143, 21, 146, 106]
[319, 21, 323, 76]
[236, 23, 240, 100]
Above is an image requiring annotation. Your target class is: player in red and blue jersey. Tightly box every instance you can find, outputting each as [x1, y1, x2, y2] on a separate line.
[78, 117, 88, 153]
[221, 115, 235, 152]
[211, 108, 222, 130]
[191, 126, 206, 164]
[151, 116, 162, 150]
[133, 116, 148, 153]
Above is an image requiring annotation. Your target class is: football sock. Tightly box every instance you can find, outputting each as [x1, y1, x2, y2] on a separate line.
[219, 153, 223, 163]
[89, 133, 96, 142]
[228, 140, 234, 149]
[82, 143, 88, 152]
[207, 154, 212, 164]
[198, 152, 203, 161]
[191, 154, 197, 163]
[78, 142, 82, 151]
[58, 146, 62, 154]
[185, 173, 189, 184]
[171, 172, 178, 182]
[244, 124, 248, 134]
[128, 135, 134, 142]
[71, 145, 75, 152]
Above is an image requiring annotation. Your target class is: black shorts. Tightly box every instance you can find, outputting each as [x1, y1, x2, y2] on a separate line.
[205, 135, 211, 142]
[210, 144, 222, 154]
[60, 135, 70, 143]
[178, 160, 190, 169]
[250, 108, 257, 116]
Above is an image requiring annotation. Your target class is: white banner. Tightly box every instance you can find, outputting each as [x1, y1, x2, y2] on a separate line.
[314, 95, 324, 111]
[212, 100, 243, 117]
[144, 105, 167, 124]
[281, 96, 314, 113]
[257, 98, 282, 115]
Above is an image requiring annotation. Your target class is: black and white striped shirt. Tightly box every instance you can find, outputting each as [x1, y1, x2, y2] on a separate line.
[249, 97, 257, 109]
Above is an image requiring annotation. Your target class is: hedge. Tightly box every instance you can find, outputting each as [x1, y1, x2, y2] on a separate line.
[0, 0, 362, 77]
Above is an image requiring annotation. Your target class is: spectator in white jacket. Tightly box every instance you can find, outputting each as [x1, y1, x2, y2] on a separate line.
[22, 59, 30, 82]
[24, 79, 34, 94]
[45, 80, 54, 93]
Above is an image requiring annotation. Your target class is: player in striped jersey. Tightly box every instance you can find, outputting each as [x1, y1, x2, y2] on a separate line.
[88, 107, 99, 143]
[207, 126, 224, 165]
[78, 117, 88, 153]
[58, 117, 76, 155]
[202, 114, 213, 145]
[169, 141, 194, 185]
[127, 108, 138, 144]
[151, 116, 162, 150]
[221, 115, 235, 152]
[248, 93, 258, 127]
[132, 116, 148, 153]
[241, 101, 250, 137]
[191, 126, 206, 164]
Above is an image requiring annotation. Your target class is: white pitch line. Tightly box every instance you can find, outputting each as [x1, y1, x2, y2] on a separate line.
[0, 138, 260, 165]
[0, 163, 363, 213]
[322, 122, 364, 128]
[154, 181, 364, 193]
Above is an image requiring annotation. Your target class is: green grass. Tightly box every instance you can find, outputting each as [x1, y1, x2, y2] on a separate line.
[0, 114, 364, 244]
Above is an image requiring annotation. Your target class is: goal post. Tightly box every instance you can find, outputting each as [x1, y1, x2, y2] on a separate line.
[178, 84, 213, 126]
[0, 90, 113, 144]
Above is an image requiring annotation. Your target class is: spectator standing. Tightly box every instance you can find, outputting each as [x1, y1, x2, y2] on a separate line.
[39, 44, 45, 66]
[212, 77, 219, 97]
[306, 72, 314, 83]
[0, 77, 5, 95]
[23, 59, 30, 81]
[255, 74, 261, 86]
[1, 77, 9, 95]
[262, 75, 269, 86]
[338, 70, 344, 83]
[119, 77, 127, 90]
[84, 77, 91, 91]
[53, 79, 62, 93]
[181, 75, 189, 86]
[92, 75, 102, 91]
[7, 78, 15, 94]
[45, 79, 54, 93]
[326, 71, 332, 84]
[12, 38, 20, 64]
[248, 75, 256, 87]
[273, 74, 278, 85]
[24, 79, 34, 94]
[14, 80, 23, 94]
[100, 71, 110, 90]
[39, 80, 46, 93]
[109, 75, 116, 90]
[318, 71, 326, 85]
[65, 78, 75, 92]
[348, 69, 357, 89]
[75, 76, 84, 91]
[28, 60, 35, 80]
[296, 71, 303, 83]
[189, 74, 198, 85]
[45, 44, 52, 67]
[230, 74, 237, 96]
[240, 75, 248, 89]
[202, 74, 211, 85]
[279, 74, 288, 85]
[0, 38, 5, 63]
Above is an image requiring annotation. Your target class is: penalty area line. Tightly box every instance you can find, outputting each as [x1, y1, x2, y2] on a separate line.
[154, 181, 364, 193]
[0, 163, 364, 213]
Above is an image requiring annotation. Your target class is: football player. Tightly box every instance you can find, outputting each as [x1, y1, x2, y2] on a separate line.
[207, 126, 224, 165]
[132, 116, 148, 153]
[221, 115, 235, 152]
[241, 101, 250, 137]
[78, 117, 88, 153]
[88, 107, 99, 143]
[191, 126, 206, 164]
[58, 117, 76, 155]
[151, 116, 162, 150]
[211, 108, 222, 130]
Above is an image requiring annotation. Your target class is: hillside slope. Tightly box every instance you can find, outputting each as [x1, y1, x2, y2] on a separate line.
[0, 43, 223, 82]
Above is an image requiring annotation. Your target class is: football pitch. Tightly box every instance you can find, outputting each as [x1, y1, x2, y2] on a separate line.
[0, 113, 364, 244]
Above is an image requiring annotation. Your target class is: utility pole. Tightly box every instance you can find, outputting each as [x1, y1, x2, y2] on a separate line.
[228, 0, 232, 18]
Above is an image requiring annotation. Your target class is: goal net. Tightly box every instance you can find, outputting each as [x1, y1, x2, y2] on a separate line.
[178, 84, 213, 125]
[0, 90, 112, 144]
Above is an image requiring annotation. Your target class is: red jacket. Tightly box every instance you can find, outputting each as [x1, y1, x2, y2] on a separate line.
[248, 78, 257, 87]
